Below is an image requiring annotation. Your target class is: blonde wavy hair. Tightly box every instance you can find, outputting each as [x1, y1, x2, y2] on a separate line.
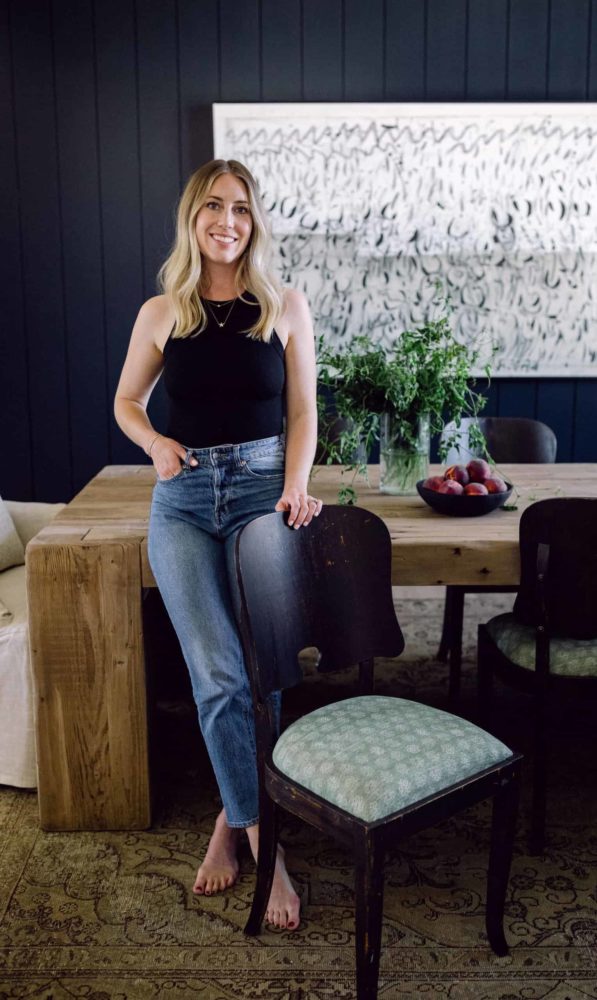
[158, 159, 283, 341]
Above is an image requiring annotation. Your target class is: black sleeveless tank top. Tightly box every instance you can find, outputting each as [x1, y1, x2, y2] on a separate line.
[162, 293, 286, 447]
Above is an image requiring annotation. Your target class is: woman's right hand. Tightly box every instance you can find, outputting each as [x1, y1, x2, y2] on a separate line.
[151, 435, 197, 481]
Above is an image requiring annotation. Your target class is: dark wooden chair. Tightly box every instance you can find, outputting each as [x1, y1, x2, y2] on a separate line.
[439, 416, 557, 698]
[478, 497, 597, 855]
[234, 506, 522, 1000]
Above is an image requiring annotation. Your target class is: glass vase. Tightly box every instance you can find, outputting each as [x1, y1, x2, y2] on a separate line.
[379, 413, 430, 495]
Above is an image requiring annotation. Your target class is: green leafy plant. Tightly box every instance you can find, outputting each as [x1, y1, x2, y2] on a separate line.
[317, 294, 495, 503]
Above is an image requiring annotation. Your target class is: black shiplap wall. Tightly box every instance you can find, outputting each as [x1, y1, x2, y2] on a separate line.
[2, 0, 596, 501]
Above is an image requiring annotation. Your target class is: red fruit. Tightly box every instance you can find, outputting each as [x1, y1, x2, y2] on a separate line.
[423, 476, 445, 492]
[463, 482, 489, 495]
[438, 479, 464, 495]
[485, 476, 508, 494]
[444, 464, 470, 486]
[466, 459, 492, 483]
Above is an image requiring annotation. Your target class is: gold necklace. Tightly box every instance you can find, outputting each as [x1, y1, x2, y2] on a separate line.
[204, 297, 238, 329]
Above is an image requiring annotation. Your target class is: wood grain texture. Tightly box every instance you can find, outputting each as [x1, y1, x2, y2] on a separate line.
[310, 464, 597, 585]
[26, 462, 597, 830]
[27, 534, 150, 831]
[47, 462, 597, 589]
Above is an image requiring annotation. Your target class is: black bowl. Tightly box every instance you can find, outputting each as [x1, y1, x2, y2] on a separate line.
[416, 479, 513, 517]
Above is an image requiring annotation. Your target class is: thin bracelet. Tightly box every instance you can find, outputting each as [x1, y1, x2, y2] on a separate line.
[146, 433, 160, 457]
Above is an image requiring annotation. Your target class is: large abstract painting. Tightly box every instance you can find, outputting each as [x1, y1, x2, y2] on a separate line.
[213, 103, 597, 376]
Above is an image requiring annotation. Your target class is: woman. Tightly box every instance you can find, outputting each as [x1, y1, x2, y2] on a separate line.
[114, 159, 321, 931]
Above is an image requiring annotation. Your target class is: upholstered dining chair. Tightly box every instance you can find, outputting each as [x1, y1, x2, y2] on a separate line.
[439, 416, 557, 698]
[478, 497, 597, 855]
[235, 506, 522, 1000]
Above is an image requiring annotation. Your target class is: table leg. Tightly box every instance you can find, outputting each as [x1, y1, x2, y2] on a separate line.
[27, 536, 151, 831]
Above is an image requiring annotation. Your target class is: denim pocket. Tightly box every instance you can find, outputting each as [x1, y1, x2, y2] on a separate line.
[241, 449, 285, 480]
[157, 449, 191, 484]
[157, 466, 186, 484]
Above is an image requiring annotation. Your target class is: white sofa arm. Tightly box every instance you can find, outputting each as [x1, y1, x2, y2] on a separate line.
[5, 501, 66, 547]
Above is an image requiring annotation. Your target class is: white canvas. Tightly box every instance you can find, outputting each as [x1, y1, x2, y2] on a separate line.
[213, 102, 597, 376]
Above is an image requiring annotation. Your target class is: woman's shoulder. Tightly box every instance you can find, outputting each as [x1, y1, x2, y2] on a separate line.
[137, 295, 175, 353]
[282, 287, 309, 313]
[276, 287, 312, 349]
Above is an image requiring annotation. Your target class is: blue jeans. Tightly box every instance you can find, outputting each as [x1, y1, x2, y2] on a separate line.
[148, 434, 285, 827]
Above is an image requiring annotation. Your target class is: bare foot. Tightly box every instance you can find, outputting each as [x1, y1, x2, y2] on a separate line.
[246, 824, 301, 930]
[193, 809, 240, 896]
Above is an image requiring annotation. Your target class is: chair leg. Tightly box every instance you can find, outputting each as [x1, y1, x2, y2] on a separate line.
[477, 626, 494, 730]
[529, 691, 547, 856]
[486, 772, 519, 956]
[448, 588, 465, 701]
[358, 658, 374, 695]
[437, 586, 454, 662]
[244, 790, 279, 936]
[354, 836, 385, 1000]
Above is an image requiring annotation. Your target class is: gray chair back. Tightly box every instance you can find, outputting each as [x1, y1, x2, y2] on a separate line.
[442, 417, 557, 465]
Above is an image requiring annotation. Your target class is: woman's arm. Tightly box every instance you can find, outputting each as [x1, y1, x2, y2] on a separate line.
[114, 296, 193, 479]
[275, 289, 322, 528]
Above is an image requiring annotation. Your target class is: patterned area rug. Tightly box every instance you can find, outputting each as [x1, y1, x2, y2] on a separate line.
[1, 591, 596, 1000]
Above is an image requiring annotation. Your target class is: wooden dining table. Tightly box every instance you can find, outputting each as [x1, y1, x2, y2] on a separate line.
[26, 463, 597, 831]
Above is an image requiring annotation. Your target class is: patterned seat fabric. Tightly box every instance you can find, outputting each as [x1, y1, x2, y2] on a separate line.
[486, 613, 597, 678]
[272, 696, 511, 822]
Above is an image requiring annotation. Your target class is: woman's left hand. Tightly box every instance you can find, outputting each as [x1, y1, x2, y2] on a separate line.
[275, 488, 323, 529]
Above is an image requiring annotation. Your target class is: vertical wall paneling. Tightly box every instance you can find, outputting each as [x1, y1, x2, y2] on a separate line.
[590, 0, 597, 97]
[536, 380, 575, 460]
[136, 0, 180, 299]
[426, 0, 467, 100]
[479, 377, 499, 417]
[572, 382, 597, 459]
[261, 0, 302, 101]
[219, 0, 260, 100]
[3, 0, 597, 501]
[344, 0, 384, 101]
[508, 0, 549, 98]
[384, 0, 426, 100]
[302, 0, 343, 101]
[11, 0, 70, 501]
[136, 0, 180, 445]
[548, 0, 590, 99]
[497, 379, 537, 418]
[0, 0, 32, 498]
[466, 0, 508, 99]
[53, 0, 109, 495]
[94, 0, 144, 464]
[178, 0, 219, 174]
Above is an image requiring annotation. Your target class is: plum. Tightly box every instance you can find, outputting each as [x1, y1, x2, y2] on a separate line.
[444, 464, 469, 486]
[423, 476, 445, 492]
[466, 459, 492, 483]
[463, 482, 489, 495]
[438, 479, 464, 495]
[485, 476, 508, 494]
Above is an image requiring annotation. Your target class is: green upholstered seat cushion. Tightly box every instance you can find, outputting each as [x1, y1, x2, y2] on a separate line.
[271, 696, 512, 823]
[486, 613, 597, 678]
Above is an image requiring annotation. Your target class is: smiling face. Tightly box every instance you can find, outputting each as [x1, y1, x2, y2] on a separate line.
[194, 172, 253, 271]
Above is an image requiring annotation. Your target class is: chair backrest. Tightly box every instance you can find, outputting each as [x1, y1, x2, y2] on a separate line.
[234, 506, 405, 702]
[513, 498, 597, 639]
[442, 417, 557, 465]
